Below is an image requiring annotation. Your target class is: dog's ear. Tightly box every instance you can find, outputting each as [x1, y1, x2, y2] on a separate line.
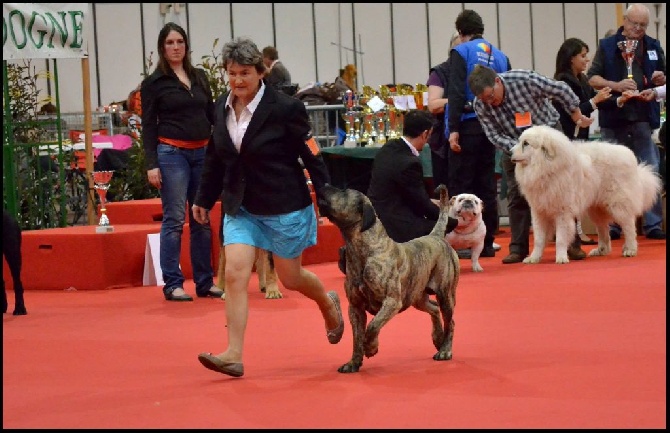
[449, 196, 457, 207]
[360, 202, 377, 232]
[541, 144, 555, 161]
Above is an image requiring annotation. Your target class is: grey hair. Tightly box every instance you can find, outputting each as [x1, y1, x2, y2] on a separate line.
[221, 37, 265, 74]
[468, 64, 497, 97]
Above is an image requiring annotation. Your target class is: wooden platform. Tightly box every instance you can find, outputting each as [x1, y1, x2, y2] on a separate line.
[14, 223, 162, 291]
[5, 197, 343, 291]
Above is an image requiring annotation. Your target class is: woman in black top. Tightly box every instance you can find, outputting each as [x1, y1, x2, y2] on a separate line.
[553, 37, 636, 243]
[141, 22, 220, 302]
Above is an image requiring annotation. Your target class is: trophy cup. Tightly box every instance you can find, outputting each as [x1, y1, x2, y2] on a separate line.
[93, 170, 114, 233]
[376, 111, 387, 145]
[617, 39, 638, 79]
[342, 90, 358, 148]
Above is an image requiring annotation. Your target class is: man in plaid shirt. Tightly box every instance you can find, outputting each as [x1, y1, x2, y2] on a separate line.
[467, 64, 593, 264]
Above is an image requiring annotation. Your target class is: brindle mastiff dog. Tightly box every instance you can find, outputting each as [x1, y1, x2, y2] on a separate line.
[318, 184, 460, 373]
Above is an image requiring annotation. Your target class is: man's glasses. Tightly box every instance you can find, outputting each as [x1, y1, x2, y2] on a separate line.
[625, 16, 648, 30]
[479, 84, 496, 104]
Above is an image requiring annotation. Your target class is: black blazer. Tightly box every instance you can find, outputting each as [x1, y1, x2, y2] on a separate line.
[194, 85, 330, 216]
[367, 138, 439, 243]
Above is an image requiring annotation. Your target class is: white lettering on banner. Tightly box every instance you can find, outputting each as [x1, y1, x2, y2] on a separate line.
[3, 3, 90, 59]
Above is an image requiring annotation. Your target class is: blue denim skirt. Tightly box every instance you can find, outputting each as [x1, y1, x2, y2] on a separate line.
[223, 205, 317, 259]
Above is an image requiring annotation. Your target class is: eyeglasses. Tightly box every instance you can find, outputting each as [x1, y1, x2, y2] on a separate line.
[479, 84, 497, 104]
[625, 16, 648, 30]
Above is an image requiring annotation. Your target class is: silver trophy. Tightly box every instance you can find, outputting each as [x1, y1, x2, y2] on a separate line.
[93, 170, 114, 233]
[342, 90, 358, 148]
[617, 39, 638, 79]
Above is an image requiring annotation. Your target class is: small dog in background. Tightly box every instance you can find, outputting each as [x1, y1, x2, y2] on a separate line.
[3, 209, 27, 315]
[216, 247, 282, 300]
[445, 193, 487, 272]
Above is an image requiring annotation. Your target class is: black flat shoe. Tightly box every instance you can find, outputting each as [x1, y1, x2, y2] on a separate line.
[164, 287, 193, 301]
[197, 286, 224, 298]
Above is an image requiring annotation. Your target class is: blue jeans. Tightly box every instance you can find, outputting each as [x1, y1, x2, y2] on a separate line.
[157, 144, 213, 295]
[601, 123, 664, 235]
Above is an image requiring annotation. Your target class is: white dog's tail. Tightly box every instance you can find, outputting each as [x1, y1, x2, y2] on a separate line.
[431, 184, 458, 237]
[637, 163, 663, 212]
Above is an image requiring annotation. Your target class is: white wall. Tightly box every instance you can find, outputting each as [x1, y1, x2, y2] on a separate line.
[11, 2, 666, 114]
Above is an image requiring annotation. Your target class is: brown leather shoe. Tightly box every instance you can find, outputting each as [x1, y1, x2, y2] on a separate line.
[197, 353, 244, 377]
[567, 245, 587, 260]
[502, 252, 524, 264]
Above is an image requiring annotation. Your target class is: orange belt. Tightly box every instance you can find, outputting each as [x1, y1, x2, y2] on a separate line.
[159, 137, 209, 149]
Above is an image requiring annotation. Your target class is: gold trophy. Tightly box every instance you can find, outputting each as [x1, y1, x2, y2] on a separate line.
[376, 111, 387, 145]
[617, 39, 638, 79]
[415, 83, 428, 110]
[93, 170, 114, 233]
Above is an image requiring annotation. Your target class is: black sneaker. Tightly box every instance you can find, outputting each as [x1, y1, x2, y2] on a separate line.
[456, 249, 471, 259]
[646, 229, 666, 240]
[480, 246, 496, 257]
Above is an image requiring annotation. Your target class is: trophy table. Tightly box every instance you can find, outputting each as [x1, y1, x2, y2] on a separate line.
[93, 170, 114, 233]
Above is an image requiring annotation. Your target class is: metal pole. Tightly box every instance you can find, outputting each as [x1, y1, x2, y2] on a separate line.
[358, 33, 364, 87]
[81, 56, 96, 225]
[337, 4, 342, 69]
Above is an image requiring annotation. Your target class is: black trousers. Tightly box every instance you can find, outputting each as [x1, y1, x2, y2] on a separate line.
[430, 148, 450, 194]
[448, 130, 498, 248]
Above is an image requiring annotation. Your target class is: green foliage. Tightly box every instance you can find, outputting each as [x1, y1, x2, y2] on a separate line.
[197, 38, 228, 99]
[4, 60, 68, 229]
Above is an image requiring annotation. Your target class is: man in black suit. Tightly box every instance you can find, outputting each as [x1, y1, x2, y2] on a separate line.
[262, 46, 294, 95]
[367, 109, 441, 243]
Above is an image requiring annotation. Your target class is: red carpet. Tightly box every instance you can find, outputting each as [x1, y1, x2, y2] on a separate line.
[2, 232, 666, 429]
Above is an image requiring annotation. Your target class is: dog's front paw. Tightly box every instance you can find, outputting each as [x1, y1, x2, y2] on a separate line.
[589, 245, 610, 256]
[264, 285, 283, 299]
[338, 361, 362, 373]
[472, 262, 484, 272]
[13, 305, 27, 315]
[622, 246, 638, 257]
[555, 255, 569, 264]
[523, 256, 541, 264]
[433, 350, 452, 361]
[364, 337, 379, 358]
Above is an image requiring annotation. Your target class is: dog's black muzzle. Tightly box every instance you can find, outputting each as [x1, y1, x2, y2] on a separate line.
[317, 184, 341, 219]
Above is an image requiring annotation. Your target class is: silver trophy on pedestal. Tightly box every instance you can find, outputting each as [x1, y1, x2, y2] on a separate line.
[342, 90, 359, 148]
[93, 171, 114, 233]
[617, 39, 638, 79]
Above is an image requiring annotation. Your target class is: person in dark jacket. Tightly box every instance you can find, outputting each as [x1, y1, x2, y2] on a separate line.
[587, 3, 667, 240]
[262, 46, 293, 94]
[426, 31, 461, 193]
[367, 109, 446, 243]
[141, 22, 220, 302]
[446, 10, 511, 259]
[553, 37, 636, 245]
[192, 37, 343, 378]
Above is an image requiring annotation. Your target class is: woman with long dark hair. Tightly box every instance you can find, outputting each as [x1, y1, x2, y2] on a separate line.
[141, 22, 221, 301]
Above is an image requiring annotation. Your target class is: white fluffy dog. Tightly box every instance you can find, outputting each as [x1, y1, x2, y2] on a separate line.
[445, 193, 486, 272]
[510, 125, 662, 264]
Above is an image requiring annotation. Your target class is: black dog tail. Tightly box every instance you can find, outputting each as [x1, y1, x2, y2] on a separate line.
[430, 184, 458, 237]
